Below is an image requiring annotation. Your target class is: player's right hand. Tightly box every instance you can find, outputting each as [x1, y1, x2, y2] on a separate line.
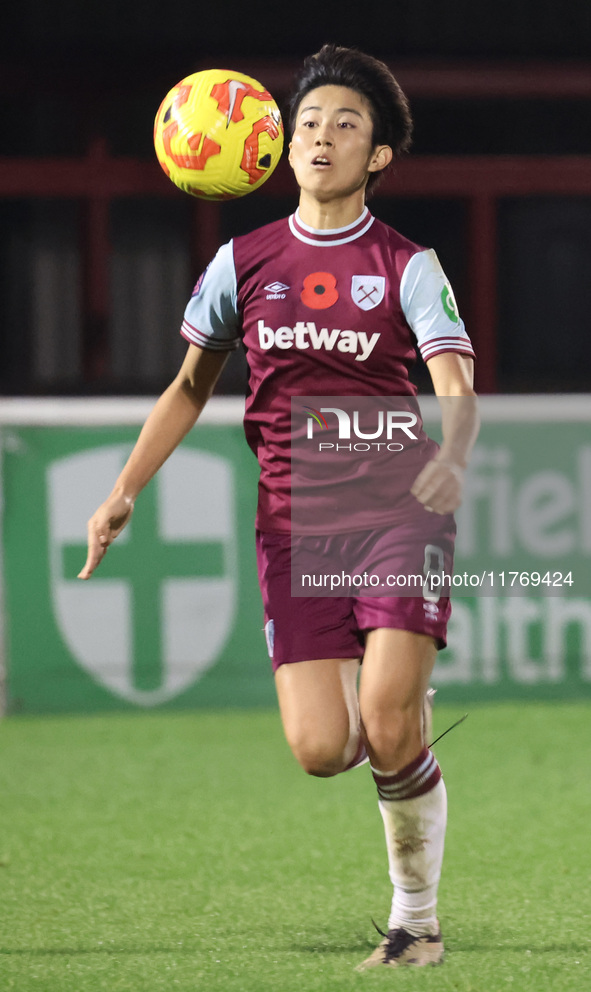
[77, 493, 135, 580]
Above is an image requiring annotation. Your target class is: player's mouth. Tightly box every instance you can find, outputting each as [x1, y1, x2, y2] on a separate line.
[311, 156, 332, 168]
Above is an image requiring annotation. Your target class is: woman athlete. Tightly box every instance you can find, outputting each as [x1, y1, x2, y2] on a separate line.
[79, 45, 479, 969]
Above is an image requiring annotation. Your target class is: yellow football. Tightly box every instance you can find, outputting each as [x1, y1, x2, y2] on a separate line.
[154, 68, 284, 200]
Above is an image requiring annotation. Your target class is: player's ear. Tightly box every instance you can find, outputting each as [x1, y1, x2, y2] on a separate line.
[368, 144, 393, 174]
[288, 141, 294, 169]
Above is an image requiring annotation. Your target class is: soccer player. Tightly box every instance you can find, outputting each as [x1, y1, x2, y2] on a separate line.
[79, 45, 479, 969]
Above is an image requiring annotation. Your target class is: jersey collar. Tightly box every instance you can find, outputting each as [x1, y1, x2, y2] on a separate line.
[289, 207, 374, 246]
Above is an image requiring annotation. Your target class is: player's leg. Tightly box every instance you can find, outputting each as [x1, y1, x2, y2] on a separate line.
[257, 530, 367, 777]
[360, 627, 435, 768]
[275, 657, 363, 777]
[357, 628, 446, 968]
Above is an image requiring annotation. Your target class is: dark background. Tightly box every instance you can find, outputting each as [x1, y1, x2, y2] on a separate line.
[1, 1, 591, 395]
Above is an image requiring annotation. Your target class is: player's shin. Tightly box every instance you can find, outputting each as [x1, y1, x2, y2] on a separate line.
[372, 749, 447, 936]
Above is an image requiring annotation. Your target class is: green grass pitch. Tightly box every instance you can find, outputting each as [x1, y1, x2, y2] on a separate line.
[0, 702, 590, 991]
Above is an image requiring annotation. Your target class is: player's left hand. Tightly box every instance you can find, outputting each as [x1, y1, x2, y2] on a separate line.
[411, 456, 465, 514]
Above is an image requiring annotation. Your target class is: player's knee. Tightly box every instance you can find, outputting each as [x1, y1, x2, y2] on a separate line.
[300, 755, 343, 778]
[289, 739, 345, 778]
[363, 710, 420, 768]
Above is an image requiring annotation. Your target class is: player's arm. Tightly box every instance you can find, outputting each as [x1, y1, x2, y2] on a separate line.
[78, 344, 229, 580]
[411, 352, 479, 514]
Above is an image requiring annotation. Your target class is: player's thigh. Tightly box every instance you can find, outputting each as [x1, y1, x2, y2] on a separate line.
[360, 628, 436, 713]
[275, 657, 360, 759]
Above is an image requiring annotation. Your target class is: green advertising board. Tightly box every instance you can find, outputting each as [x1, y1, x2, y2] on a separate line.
[1, 410, 271, 714]
[433, 415, 591, 701]
[0, 397, 590, 713]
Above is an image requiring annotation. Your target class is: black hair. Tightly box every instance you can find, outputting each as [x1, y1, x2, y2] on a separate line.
[289, 44, 413, 191]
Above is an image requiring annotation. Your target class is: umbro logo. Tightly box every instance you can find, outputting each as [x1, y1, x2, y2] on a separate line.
[265, 281, 290, 299]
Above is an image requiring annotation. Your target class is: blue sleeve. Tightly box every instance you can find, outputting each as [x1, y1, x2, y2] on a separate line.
[400, 249, 475, 363]
[180, 241, 241, 351]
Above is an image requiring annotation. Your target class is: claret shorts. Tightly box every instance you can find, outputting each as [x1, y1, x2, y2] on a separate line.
[256, 519, 455, 671]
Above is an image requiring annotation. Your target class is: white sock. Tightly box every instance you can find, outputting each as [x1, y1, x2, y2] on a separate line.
[372, 749, 447, 936]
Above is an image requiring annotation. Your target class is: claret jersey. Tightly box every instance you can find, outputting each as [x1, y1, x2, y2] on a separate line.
[181, 207, 475, 532]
